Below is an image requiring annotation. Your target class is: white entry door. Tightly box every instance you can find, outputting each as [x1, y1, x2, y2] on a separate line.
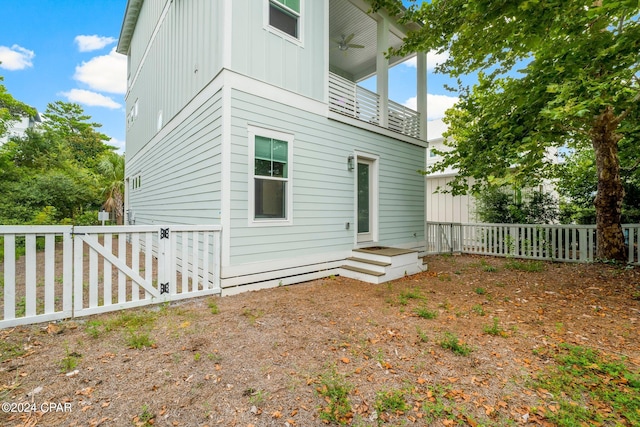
[357, 157, 377, 243]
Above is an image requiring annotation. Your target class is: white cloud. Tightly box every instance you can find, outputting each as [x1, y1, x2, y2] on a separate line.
[0, 45, 35, 70]
[403, 49, 450, 72]
[404, 93, 459, 120]
[108, 137, 125, 153]
[60, 89, 122, 109]
[73, 48, 126, 94]
[74, 35, 117, 52]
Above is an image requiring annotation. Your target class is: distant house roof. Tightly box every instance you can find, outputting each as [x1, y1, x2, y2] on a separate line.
[117, 0, 144, 54]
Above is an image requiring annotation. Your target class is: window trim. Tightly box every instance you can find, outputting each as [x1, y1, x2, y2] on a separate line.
[264, 0, 304, 46]
[248, 125, 294, 227]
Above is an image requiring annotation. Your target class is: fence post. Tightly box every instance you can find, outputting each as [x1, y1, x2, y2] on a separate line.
[158, 227, 172, 300]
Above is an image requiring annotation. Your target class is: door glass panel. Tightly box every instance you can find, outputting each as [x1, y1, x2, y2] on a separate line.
[357, 162, 369, 233]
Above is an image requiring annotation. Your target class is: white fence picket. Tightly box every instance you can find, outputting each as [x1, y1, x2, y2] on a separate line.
[0, 225, 222, 328]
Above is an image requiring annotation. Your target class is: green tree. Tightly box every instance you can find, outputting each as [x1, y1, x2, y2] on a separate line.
[98, 152, 125, 225]
[42, 101, 114, 167]
[0, 75, 34, 137]
[373, 0, 640, 261]
[557, 147, 640, 224]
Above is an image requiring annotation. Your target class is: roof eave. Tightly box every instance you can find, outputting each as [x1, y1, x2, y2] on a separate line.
[116, 0, 144, 54]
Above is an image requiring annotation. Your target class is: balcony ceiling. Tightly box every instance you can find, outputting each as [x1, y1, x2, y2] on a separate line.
[329, 0, 414, 82]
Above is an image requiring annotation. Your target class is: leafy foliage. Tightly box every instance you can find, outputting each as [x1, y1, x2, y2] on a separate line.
[474, 187, 559, 224]
[0, 82, 124, 225]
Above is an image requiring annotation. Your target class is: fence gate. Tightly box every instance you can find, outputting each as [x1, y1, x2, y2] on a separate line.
[0, 225, 222, 328]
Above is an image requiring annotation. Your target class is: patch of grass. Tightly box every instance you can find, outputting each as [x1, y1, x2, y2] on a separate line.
[471, 304, 486, 316]
[414, 306, 437, 319]
[126, 329, 154, 349]
[416, 326, 429, 343]
[483, 317, 507, 337]
[400, 288, 425, 301]
[421, 385, 455, 423]
[247, 389, 269, 405]
[104, 310, 158, 332]
[504, 260, 545, 272]
[15, 297, 26, 317]
[531, 344, 640, 426]
[59, 345, 81, 373]
[438, 299, 452, 311]
[474, 287, 487, 295]
[0, 340, 26, 362]
[208, 298, 220, 314]
[374, 387, 409, 415]
[242, 308, 264, 325]
[85, 320, 104, 338]
[315, 365, 353, 425]
[482, 264, 498, 272]
[135, 404, 155, 426]
[438, 332, 472, 356]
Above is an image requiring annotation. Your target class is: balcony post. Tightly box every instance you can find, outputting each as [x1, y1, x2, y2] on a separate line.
[416, 51, 427, 140]
[376, 16, 389, 128]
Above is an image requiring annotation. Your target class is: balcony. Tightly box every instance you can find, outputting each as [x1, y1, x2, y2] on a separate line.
[328, 72, 421, 139]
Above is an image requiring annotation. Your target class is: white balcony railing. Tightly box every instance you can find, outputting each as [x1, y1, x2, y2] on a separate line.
[328, 72, 421, 139]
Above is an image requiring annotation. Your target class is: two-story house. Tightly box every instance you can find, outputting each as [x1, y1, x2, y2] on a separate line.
[117, 0, 429, 294]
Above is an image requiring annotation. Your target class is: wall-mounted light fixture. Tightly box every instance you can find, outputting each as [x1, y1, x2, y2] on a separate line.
[347, 155, 354, 171]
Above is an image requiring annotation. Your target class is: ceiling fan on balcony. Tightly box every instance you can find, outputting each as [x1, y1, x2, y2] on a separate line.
[334, 33, 365, 52]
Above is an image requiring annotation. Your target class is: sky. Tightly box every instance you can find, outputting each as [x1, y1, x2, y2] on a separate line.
[0, 1, 128, 151]
[0, 0, 459, 152]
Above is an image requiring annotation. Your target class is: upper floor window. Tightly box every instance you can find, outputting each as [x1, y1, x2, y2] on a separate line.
[269, 0, 300, 39]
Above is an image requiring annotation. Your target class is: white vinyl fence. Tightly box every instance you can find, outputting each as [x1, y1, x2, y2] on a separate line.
[426, 222, 640, 264]
[0, 225, 222, 328]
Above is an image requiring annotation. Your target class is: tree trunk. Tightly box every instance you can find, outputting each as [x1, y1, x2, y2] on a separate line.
[591, 106, 626, 261]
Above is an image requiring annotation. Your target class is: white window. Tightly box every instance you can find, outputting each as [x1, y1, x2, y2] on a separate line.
[248, 126, 293, 226]
[267, 0, 301, 41]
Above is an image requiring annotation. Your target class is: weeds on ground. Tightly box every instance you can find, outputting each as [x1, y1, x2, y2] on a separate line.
[126, 329, 155, 349]
[59, 344, 81, 372]
[474, 287, 487, 295]
[471, 304, 485, 316]
[315, 365, 353, 425]
[504, 260, 545, 272]
[374, 387, 409, 419]
[242, 308, 264, 325]
[438, 332, 472, 356]
[133, 404, 155, 426]
[531, 343, 640, 426]
[483, 317, 507, 337]
[416, 327, 429, 343]
[0, 340, 26, 362]
[480, 260, 498, 272]
[208, 298, 220, 314]
[414, 306, 438, 319]
[421, 385, 455, 423]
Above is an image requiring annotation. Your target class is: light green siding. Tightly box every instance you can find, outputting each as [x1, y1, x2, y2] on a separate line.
[127, 92, 223, 225]
[126, 0, 224, 158]
[231, 0, 326, 101]
[228, 89, 425, 265]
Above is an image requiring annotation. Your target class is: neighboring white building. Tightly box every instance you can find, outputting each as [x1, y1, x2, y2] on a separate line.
[426, 118, 477, 223]
[117, 0, 430, 292]
[0, 112, 43, 145]
[425, 118, 559, 224]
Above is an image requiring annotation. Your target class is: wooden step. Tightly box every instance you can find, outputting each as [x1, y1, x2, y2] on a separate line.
[341, 265, 385, 277]
[345, 257, 391, 267]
